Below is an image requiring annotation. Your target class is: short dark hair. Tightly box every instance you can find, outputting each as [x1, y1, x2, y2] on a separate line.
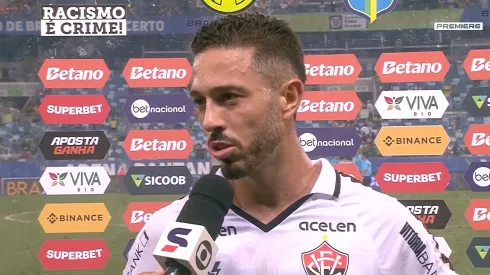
[190, 13, 306, 87]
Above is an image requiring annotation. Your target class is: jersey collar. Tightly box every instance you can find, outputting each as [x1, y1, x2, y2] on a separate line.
[309, 158, 341, 198]
[214, 158, 340, 199]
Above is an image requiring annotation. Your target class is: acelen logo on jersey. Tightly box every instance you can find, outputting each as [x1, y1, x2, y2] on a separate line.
[38, 131, 111, 160]
[374, 125, 449, 156]
[374, 51, 450, 83]
[39, 95, 111, 124]
[375, 162, 450, 193]
[122, 58, 192, 88]
[374, 90, 448, 119]
[296, 91, 361, 121]
[398, 200, 452, 229]
[123, 130, 194, 160]
[123, 166, 194, 195]
[463, 49, 490, 80]
[38, 59, 110, 89]
[122, 202, 171, 232]
[464, 124, 490, 155]
[464, 162, 490, 192]
[38, 239, 110, 271]
[304, 54, 362, 85]
[465, 199, 490, 230]
[39, 166, 111, 195]
[463, 87, 490, 117]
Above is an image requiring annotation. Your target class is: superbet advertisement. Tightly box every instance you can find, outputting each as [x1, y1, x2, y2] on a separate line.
[3, 21, 490, 273]
[38, 239, 110, 270]
[375, 162, 450, 193]
[38, 94, 111, 124]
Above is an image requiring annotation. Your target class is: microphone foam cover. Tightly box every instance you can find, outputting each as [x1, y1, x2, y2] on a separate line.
[176, 174, 234, 240]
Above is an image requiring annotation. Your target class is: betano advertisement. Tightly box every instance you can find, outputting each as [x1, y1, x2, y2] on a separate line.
[2, 50, 490, 273]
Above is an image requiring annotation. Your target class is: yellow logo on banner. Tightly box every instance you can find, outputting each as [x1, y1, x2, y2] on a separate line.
[200, 0, 256, 14]
[374, 125, 449, 156]
[38, 203, 111, 233]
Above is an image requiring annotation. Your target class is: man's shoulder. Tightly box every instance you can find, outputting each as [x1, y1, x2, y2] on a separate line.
[337, 173, 406, 220]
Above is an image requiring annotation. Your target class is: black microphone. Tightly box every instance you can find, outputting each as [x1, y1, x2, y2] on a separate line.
[153, 174, 233, 275]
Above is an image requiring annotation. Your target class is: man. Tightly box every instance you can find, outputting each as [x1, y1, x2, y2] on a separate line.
[124, 13, 457, 275]
[355, 153, 372, 187]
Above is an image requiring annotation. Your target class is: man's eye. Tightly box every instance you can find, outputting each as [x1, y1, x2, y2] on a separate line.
[222, 93, 238, 101]
[193, 98, 205, 105]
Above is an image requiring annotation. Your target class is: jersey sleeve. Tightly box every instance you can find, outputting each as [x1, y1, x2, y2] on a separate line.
[123, 210, 164, 275]
[122, 200, 185, 275]
[374, 197, 458, 275]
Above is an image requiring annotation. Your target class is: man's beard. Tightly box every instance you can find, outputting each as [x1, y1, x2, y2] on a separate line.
[220, 105, 283, 180]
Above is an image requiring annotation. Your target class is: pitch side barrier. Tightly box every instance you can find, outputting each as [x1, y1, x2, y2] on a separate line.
[0, 157, 484, 178]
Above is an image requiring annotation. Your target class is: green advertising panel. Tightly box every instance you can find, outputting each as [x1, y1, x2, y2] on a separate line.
[276, 9, 463, 32]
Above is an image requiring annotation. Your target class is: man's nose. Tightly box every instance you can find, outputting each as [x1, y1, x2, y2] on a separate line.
[201, 103, 226, 133]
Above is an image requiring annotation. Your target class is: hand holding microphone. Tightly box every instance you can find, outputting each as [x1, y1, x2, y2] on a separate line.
[152, 174, 234, 275]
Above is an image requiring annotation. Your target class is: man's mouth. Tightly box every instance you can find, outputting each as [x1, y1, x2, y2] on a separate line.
[207, 141, 236, 160]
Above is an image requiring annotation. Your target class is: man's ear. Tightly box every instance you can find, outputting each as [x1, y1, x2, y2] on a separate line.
[278, 78, 304, 120]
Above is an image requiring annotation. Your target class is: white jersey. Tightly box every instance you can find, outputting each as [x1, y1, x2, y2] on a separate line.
[123, 158, 457, 275]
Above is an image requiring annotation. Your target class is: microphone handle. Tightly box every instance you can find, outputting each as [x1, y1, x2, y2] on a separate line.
[164, 259, 192, 275]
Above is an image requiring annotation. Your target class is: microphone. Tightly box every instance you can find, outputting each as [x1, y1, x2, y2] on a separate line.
[153, 174, 234, 275]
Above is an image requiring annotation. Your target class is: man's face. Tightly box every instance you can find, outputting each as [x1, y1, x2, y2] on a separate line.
[190, 47, 284, 179]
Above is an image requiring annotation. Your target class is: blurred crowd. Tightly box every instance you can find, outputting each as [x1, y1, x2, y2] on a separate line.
[0, 0, 488, 161]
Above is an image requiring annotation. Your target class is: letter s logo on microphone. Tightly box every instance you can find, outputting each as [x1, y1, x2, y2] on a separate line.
[195, 240, 213, 270]
[161, 227, 192, 253]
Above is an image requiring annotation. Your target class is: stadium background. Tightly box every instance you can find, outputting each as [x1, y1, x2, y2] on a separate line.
[1, 0, 490, 274]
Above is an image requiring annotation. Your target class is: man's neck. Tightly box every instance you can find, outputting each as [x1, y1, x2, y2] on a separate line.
[229, 135, 321, 224]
